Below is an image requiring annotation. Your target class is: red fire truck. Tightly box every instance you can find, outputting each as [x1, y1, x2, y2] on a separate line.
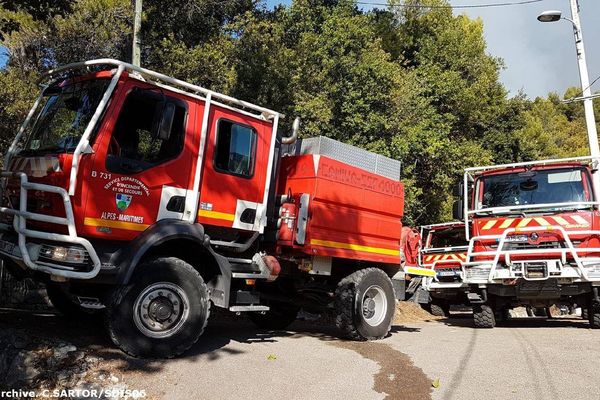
[455, 157, 600, 328]
[0, 59, 414, 357]
[418, 222, 468, 316]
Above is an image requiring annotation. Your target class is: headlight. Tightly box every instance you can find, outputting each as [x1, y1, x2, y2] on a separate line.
[40, 245, 87, 264]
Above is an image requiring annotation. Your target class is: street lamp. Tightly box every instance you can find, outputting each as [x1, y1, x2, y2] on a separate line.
[537, 10, 562, 23]
[538, 0, 600, 191]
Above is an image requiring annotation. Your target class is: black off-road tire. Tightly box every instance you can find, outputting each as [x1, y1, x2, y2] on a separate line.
[473, 304, 496, 328]
[421, 302, 448, 317]
[335, 268, 396, 340]
[582, 308, 589, 320]
[46, 283, 95, 319]
[249, 302, 299, 330]
[105, 257, 210, 358]
[588, 305, 600, 329]
[429, 302, 450, 317]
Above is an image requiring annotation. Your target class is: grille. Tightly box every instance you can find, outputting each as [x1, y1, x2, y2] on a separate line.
[491, 242, 564, 250]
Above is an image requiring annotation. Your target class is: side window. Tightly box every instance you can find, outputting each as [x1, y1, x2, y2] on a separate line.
[214, 120, 257, 178]
[106, 88, 186, 174]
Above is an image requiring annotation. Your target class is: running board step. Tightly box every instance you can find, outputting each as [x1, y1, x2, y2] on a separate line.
[229, 305, 270, 312]
[77, 297, 105, 309]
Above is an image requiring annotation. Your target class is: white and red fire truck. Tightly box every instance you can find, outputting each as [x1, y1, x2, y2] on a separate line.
[0, 59, 419, 357]
[417, 222, 468, 316]
[455, 157, 600, 328]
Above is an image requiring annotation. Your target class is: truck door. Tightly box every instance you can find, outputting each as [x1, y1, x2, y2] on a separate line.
[81, 82, 197, 240]
[197, 106, 274, 233]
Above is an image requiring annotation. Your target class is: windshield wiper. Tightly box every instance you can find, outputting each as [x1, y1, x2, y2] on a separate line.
[18, 145, 71, 156]
[474, 209, 527, 217]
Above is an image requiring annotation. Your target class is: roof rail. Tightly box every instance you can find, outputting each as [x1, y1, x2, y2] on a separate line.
[43, 58, 280, 120]
[466, 155, 599, 174]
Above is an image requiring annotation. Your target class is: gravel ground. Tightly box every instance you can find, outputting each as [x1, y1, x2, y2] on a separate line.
[2, 306, 600, 400]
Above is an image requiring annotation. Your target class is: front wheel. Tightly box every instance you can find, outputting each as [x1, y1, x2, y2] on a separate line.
[335, 268, 396, 340]
[105, 257, 210, 358]
[473, 304, 496, 328]
[424, 301, 450, 317]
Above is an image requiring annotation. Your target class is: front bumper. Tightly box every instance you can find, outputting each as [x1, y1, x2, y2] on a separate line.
[463, 259, 600, 285]
[0, 171, 101, 279]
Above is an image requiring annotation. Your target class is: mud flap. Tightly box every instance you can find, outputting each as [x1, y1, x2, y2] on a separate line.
[392, 271, 406, 301]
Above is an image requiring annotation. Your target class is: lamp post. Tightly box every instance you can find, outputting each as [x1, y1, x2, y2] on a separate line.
[538, 1, 599, 162]
[132, 0, 142, 67]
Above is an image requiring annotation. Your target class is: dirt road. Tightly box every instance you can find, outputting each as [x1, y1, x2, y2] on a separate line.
[2, 309, 600, 400]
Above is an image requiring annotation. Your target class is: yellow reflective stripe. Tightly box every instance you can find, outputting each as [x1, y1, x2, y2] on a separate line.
[517, 218, 532, 228]
[553, 216, 570, 226]
[534, 217, 550, 227]
[500, 219, 515, 229]
[572, 215, 589, 225]
[198, 210, 235, 222]
[405, 267, 437, 277]
[309, 239, 400, 256]
[434, 255, 442, 261]
[84, 217, 149, 232]
[442, 255, 450, 260]
[424, 255, 433, 262]
[482, 220, 496, 230]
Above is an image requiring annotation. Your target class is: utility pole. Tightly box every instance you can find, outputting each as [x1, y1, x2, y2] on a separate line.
[132, 0, 142, 67]
[569, 0, 599, 162]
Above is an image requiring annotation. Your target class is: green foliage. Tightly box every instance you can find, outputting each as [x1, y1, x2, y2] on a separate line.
[0, 0, 597, 226]
[0, 67, 38, 155]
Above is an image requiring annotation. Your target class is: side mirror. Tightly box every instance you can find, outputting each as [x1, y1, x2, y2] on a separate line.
[157, 103, 176, 141]
[452, 182, 463, 197]
[452, 199, 464, 221]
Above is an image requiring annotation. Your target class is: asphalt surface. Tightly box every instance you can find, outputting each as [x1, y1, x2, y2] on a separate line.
[3, 309, 600, 400]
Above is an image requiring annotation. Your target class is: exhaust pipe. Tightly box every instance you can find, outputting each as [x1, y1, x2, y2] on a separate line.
[282, 117, 300, 144]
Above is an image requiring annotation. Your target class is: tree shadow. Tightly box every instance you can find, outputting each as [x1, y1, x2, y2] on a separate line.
[0, 306, 424, 382]
[440, 314, 590, 329]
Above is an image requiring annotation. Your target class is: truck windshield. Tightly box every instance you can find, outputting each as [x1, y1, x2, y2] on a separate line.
[478, 168, 590, 210]
[429, 228, 466, 248]
[20, 79, 109, 155]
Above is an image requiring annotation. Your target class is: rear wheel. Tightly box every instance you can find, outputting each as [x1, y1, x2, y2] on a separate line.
[473, 304, 496, 328]
[106, 257, 210, 358]
[249, 302, 299, 330]
[335, 268, 395, 340]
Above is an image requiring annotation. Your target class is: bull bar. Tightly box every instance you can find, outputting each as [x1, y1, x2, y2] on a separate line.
[461, 224, 600, 284]
[0, 171, 102, 279]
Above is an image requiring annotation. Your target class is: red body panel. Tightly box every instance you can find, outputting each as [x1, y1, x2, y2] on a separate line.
[276, 155, 404, 265]
[472, 211, 600, 260]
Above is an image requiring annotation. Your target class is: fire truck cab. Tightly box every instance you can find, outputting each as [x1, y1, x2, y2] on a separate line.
[0, 60, 408, 357]
[455, 157, 600, 328]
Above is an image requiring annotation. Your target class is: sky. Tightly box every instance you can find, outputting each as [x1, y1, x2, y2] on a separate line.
[265, 0, 600, 99]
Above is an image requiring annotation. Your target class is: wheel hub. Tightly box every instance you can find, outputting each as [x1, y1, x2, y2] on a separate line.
[133, 282, 190, 338]
[361, 285, 387, 327]
[149, 298, 174, 322]
[363, 298, 376, 319]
